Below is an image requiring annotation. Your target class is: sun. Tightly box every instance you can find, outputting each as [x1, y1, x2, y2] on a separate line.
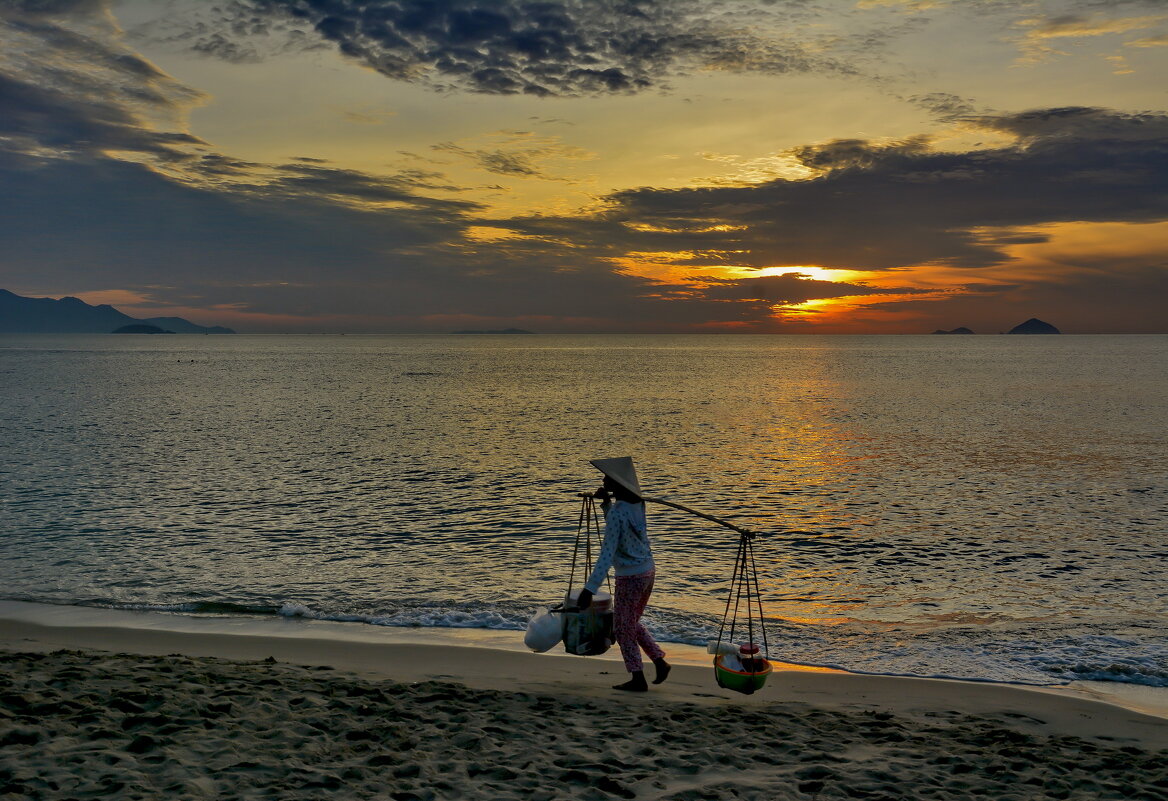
[751, 265, 869, 284]
[613, 257, 874, 287]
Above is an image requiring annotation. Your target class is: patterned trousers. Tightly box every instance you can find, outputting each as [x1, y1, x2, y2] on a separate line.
[614, 569, 666, 673]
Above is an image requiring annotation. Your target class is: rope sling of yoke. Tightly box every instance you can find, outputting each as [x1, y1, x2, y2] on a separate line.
[576, 491, 772, 654]
[575, 491, 775, 691]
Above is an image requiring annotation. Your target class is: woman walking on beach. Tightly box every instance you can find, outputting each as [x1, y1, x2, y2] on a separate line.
[576, 457, 670, 692]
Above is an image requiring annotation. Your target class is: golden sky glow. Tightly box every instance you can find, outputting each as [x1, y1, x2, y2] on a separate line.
[2, 0, 1166, 332]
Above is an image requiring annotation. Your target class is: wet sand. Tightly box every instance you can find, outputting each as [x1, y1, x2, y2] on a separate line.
[1, 604, 1165, 800]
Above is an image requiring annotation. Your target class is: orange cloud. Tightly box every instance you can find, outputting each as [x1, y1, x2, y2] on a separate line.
[1012, 13, 1168, 65]
[964, 220, 1168, 283]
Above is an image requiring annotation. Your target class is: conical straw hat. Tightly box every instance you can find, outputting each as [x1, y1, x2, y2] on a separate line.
[589, 456, 642, 498]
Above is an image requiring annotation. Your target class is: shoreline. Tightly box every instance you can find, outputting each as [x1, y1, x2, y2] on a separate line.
[3, 601, 1166, 800]
[2, 600, 1165, 748]
[2, 599, 1166, 721]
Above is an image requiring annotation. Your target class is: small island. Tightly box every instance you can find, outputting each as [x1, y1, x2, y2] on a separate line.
[1007, 318, 1060, 334]
[112, 324, 173, 334]
[932, 327, 975, 335]
[451, 328, 535, 335]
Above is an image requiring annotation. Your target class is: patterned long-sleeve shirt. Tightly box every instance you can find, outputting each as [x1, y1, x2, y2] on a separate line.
[584, 500, 654, 592]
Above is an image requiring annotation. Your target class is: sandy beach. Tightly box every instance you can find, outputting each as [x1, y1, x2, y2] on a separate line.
[1, 603, 1166, 800]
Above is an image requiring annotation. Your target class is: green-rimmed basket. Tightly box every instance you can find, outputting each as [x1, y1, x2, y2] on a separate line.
[714, 654, 773, 695]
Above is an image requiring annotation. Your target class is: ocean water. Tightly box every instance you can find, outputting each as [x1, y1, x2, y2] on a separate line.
[1, 333, 1166, 688]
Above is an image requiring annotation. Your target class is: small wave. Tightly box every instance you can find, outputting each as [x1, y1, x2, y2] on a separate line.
[1014, 634, 1168, 687]
[30, 597, 1168, 689]
[1054, 664, 1168, 687]
[108, 600, 283, 616]
[276, 602, 526, 631]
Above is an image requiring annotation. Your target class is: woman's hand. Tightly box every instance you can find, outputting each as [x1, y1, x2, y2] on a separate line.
[576, 588, 593, 610]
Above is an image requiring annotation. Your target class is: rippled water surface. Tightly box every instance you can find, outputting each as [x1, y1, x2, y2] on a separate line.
[2, 334, 1166, 685]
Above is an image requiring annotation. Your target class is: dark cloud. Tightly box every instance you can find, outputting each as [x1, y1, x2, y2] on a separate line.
[860, 261, 1168, 335]
[3, 0, 1165, 332]
[973, 106, 1168, 143]
[494, 107, 1168, 275]
[0, 15, 674, 330]
[1074, 0, 1167, 7]
[0, 5, 206, 159]
[4, 0, 108, 16]
[907, 92, 979, 121]
[264, 163, 481, 212]
[187, 32, 268, 64]
[432, 142, 544, 178]
[127, 2, 327, 64]
[0, 124, 858, 331]
[0, 71, 203, 158]
[0, 152, 482, 294]
[429, 134, 591, 180]
[0, 148, 749, 330]
[788, 135, 933, 171]
[0, 4, 537, 327]
[5, 10, 177, 95]
[4, 97, 1166, 331]
[160, 0, 849, 96]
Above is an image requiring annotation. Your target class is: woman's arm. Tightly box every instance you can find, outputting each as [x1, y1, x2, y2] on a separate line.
[582, 503, 625, 595]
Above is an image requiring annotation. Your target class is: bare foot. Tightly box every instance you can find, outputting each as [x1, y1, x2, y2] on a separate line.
[651, 658, 671, 685]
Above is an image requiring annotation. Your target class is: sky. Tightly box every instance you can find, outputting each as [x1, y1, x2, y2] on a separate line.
[1, 0, 1166, 334]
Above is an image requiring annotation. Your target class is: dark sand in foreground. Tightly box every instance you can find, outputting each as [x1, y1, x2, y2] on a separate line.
[1, 605, 1166, 800]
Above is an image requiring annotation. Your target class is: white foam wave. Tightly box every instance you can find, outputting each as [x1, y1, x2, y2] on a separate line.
[276, 601, 526, 632]
[36, 598, 1168, 689]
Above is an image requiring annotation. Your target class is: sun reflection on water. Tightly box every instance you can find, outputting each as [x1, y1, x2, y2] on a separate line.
[2, 333, 1165, 686]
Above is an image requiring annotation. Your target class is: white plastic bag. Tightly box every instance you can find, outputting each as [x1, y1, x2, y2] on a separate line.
[718, 653, 744, 672]
[523, 607, 563, 653]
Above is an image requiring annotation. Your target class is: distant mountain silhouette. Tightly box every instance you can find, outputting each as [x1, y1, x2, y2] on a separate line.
[136, 316, 234, 334]
[1007, 318, 1060, 334]
[452, 328, 535, 334]
[113, 324, 173, 334]
[0, 289, 235, 334]
[932, 327, 975, 334]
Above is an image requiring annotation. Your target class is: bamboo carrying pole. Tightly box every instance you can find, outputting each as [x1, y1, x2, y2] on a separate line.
[642, 497, 759, 539]
[577, 493, 759, 538]
[577, 491, 774, 667]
